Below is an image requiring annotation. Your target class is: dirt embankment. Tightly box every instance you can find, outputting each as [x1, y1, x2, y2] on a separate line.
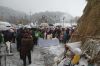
[71, 0, 100, 42]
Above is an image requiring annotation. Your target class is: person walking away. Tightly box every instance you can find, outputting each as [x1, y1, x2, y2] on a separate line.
[63, 28, 70, 44]
[34, 29, 41, 45]
[0, 31, 4, 45]
[0, 31, 4, 66]
[3, 30, 14, 54]
[16, 28, 23, 51]
[59, 31, 64, 43]
[20, 29, 33, 66]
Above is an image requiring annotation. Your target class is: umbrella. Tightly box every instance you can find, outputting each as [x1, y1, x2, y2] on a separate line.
[40, 23, 49, 27]
[49, 24, 54, 26]
[0, 21, 12, 31]
[24, 25, 31, 28]
[30, 22, 36, 27]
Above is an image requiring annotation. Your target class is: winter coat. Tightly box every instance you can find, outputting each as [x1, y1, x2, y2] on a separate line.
[16, 29, 23, 51]
[3, 31, 14, 42]
[20, 33, 33, 59]
[35, 31, 40, 38]
[71, 54, 80, 64]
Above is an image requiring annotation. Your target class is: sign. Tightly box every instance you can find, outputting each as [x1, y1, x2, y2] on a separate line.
[38, 38, 59, 47]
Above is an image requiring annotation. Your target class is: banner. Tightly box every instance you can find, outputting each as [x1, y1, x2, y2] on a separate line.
[38, 38, 59, 47]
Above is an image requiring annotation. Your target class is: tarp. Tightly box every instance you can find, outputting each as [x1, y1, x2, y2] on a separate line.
[46, 45, 64, 57]
[66, 42, 82, 54]
[39, 44, 64, 66]
[38, 38, 59, 47]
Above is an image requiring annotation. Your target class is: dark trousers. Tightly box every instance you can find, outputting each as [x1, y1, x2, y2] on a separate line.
[33, 37, 38, 45]
[63, 64, 70, 66]
[0, 56, 1, 66]
[22, 51, 31, 66]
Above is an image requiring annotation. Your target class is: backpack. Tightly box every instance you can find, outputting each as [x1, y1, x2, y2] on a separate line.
[21, 33, 33, 51]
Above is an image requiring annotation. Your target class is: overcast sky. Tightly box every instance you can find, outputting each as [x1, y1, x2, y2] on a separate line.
[0, 0, 87, 17]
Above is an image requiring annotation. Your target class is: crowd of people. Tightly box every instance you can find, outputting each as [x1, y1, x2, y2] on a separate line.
[0, 26, 76, 66]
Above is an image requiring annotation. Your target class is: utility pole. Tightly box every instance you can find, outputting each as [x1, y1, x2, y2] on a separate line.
[30, 11, 32, 23]
[63, 17, 65, 28]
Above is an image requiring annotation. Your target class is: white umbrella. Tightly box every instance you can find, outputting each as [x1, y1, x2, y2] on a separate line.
[0, 21, 11, 26]
[24, 25, 31, 28]
[40, 23, 49, 27]
[0, 21, 12, 31]
[30, 22, 37, 28]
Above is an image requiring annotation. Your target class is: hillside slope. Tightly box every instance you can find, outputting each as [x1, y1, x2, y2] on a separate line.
[71, 0, 100, 41]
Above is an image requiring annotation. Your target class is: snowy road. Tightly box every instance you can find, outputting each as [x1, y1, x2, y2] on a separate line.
[29, 46, 45, 66]
[1, 43, 45, 66]
[1, 43, 23, 66]
[0, 43, 97, 66]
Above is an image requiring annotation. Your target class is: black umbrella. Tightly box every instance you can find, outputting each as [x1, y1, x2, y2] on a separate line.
[49, 24, 54, 26]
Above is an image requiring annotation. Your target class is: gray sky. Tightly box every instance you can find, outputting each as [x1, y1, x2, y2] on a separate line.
[0, 0, 87, 17]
